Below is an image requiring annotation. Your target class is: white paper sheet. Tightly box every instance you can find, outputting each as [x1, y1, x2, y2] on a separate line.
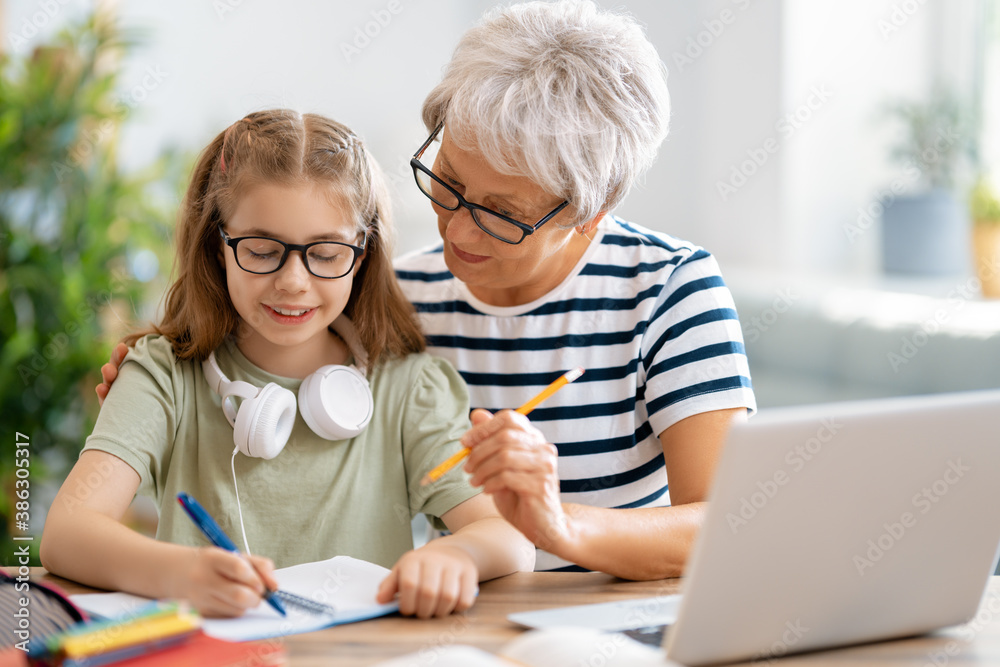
[70, 555, 399, 641]
[507, 594, 681, 632]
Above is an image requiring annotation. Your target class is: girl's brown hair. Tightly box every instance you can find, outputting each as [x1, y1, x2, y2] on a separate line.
[125, 109, 425, 368]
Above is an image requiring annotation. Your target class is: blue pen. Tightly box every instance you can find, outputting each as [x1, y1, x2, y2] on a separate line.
[176, 492, 287, 617]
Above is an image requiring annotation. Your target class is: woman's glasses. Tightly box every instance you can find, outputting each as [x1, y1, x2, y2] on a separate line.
[410, 123, 569, 245]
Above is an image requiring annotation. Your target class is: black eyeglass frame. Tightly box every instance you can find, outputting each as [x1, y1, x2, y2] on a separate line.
[218, 225, 366, 279]
[410, 123, 570, 245]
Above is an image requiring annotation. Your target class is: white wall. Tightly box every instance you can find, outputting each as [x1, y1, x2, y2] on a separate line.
[5, 0, 493, 256]
[781, 0, 984, 278]
[3, 0, 984, 273]
[985, 4, 1000, 190]
[3, 0, 783, 263]
[782, 0, 931, 276]
[612, 0, 784, 271]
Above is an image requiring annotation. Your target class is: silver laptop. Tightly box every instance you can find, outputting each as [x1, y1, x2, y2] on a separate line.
[510, 390, 1000, 665]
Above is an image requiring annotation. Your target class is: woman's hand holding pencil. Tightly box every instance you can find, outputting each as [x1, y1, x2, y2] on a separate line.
[428, 368, 584, 552]
[421, 368, 584, 486]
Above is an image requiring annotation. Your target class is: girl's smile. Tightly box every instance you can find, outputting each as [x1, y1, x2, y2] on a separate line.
[264, 304, 318, 324]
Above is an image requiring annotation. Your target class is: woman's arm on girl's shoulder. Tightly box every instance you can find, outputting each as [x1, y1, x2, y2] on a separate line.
[95, 342, 129, 406]
[375, 494, 534, 618]
[40, 450, 278, 617]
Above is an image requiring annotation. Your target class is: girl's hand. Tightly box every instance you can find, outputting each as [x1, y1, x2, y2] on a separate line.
[375, 545, 478, 618]
[462, 409, 572, 553]
[172, 547, 280, 618]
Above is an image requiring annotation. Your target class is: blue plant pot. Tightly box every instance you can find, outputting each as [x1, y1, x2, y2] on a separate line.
[881, 190, 969, 275]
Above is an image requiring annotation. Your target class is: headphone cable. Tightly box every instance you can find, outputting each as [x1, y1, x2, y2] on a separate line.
[230, 446, 253, 554]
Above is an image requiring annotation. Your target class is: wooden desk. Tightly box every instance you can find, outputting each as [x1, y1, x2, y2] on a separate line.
[15, 570, 1000, 666]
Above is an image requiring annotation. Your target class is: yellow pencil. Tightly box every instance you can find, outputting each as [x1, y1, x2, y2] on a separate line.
[420, 367, 585, 486]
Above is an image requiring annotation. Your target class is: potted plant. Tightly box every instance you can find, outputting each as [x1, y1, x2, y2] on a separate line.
[970, 177, 1000, 297]
[0, 12, 180, 564]
[880, 93, 975, 275]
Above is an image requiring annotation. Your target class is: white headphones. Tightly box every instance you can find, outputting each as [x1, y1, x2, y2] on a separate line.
[202, 315, 374, 459]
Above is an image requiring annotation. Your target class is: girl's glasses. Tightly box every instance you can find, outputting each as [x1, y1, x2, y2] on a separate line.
[219, 225, 365, 279]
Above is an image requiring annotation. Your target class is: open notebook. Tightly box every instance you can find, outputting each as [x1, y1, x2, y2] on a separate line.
[70, 555, 399, 641]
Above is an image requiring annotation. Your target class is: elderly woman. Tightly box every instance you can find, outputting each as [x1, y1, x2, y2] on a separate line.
[395, 0, 755, 579]
[98, 1, 755, 580]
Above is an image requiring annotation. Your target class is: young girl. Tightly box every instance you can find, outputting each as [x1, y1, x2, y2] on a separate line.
[40, 109, 534, 619]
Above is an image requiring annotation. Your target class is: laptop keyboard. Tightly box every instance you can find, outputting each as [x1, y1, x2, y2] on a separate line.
[622, 624, 670, 647]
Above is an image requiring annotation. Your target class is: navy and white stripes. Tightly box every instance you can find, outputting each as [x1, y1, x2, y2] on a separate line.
[396, 216, 756, 571]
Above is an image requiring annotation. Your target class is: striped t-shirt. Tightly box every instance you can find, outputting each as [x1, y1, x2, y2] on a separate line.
[395, 215, 757, 571]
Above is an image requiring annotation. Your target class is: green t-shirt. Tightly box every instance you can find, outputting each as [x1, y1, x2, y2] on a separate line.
[84, 334, 480, 569]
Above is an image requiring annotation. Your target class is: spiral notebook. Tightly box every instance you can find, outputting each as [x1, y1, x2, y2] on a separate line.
[70, 555, 399, 641]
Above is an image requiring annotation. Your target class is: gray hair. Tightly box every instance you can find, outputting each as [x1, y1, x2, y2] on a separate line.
[421, 0, 670, 225]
